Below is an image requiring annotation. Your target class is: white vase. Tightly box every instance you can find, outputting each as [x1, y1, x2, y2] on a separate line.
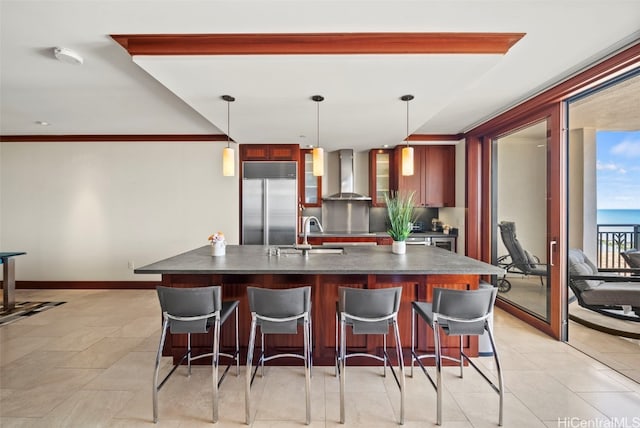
[211, 241, 226, 256]
[392, 240, 406, 255]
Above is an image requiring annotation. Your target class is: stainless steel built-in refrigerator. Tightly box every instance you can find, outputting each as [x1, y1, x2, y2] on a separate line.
[242, 161, 298, 245]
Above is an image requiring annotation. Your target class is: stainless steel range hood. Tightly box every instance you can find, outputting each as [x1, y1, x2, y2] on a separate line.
[323, 149, 372, 201]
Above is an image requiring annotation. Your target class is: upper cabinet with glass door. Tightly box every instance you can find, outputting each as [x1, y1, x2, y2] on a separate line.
[299, 148, 322, 207]
[369, 149, 394, 206]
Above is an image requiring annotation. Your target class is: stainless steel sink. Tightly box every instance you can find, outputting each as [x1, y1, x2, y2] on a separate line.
[306, 248, 345, 255]
[275, 246, 345, 255]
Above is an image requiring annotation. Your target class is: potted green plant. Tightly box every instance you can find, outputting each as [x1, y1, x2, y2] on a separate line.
[384, 191, 418, 254]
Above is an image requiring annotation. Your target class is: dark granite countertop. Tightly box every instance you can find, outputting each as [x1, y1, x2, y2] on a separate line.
[135, 245, 502, 275]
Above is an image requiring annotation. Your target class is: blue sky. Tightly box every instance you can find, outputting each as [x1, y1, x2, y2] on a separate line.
[597, 130, 640, 209]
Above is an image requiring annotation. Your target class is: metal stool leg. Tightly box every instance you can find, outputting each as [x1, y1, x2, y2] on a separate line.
[304, 314, 311, 425]
[187, 333, 192, 377]
[339, 313, 347, 424]
[235, 306, 240, 376]
[392, 318, 405, 425]
[435, 322, 443, 426]
[212, 317, 220, 422]
[459, 335, 464, 378]
[334, 309, 339, 377]
[152, 319, 169, 423]
[487, 325, 504, 426]
[383, 333, 387, 377]
[410, 306, 415, 377]
[260, 331, 265, 377]
[245, 315, 257, 425]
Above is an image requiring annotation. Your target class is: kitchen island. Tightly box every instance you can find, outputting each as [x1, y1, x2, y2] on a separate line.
[136, 244, 503, 365]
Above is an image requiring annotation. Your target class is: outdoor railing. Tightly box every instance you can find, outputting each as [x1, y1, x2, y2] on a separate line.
[597, 224, 639, 269]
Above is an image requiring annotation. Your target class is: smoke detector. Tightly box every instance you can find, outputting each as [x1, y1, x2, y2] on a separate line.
[53, 47, 83, 65]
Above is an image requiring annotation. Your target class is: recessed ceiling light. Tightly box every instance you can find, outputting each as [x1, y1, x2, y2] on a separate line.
[35, 121, 50, 126]
[53, 47, 84, 65]
[382, 144, 390, 148]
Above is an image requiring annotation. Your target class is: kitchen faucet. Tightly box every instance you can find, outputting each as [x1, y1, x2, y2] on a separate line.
[299, 216, 324, 249]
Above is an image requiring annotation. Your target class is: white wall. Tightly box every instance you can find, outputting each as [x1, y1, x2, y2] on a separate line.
[0, 141, 239, 281]
[497, 134, 547, 259]
[568, 128, 597, 259]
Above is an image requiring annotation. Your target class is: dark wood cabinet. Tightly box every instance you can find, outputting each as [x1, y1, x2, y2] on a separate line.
[299, 149, 322, 207]
[369, 148, 394, 207]
[394, 145, 455, 207]
[240, 144, 299, 161]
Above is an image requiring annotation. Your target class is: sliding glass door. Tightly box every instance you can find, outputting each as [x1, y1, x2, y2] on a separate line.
[492, 120, 551, 321]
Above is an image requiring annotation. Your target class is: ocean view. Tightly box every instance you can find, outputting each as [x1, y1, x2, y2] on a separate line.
[597, 209, 640, 225]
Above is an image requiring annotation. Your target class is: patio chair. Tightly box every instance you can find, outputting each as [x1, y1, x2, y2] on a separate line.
[496, 221, 548, 292]
[621, 249, 640, 275]
[568, 248, 640, 322]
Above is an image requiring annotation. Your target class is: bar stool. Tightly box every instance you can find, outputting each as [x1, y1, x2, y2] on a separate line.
[336, 286, 405, 425]
[411, 286, 503, 426]
[245, 286, 312, 425]
[153, 286, 239, 423]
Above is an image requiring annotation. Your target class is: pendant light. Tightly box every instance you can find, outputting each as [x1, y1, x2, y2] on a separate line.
[222, 95, 235, 176]
[401, 94, 414, 176]
[312, 95, 325, 177]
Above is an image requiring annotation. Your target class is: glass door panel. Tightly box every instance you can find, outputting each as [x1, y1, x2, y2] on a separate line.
[493, 120, 551, 321]
[375, 152, 390, 201]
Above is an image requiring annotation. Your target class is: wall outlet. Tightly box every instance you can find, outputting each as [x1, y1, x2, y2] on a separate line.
[128, 260, 135, 270]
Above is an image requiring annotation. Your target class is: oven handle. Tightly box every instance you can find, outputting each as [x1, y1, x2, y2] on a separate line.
[406, 239, 431, 246]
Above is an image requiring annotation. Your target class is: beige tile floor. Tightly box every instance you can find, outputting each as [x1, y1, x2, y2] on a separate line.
[1, 289, 640, 427]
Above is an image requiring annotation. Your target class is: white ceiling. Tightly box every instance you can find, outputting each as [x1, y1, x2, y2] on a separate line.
[1, 1, 639, 151]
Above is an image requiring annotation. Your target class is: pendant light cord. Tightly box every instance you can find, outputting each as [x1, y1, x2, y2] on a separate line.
[405, 98, 409, 146]
[221, 94, 235, 148]
[316, 100, 320, 148]
[401, 94, 414, 145]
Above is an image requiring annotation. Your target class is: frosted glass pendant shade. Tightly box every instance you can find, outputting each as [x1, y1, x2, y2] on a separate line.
[222, 146, 235, 176]
[313, 147, 324, 176]
[402, 146, 414, 176]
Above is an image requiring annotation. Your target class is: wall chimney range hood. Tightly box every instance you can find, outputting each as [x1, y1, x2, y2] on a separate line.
[323, 149, 371, 201]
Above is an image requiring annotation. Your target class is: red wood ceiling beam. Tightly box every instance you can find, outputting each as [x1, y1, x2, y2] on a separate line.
[111, 32, 525, 56]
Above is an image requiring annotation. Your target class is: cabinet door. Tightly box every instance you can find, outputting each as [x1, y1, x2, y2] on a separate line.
[424, 145, 455, 207]
[240, 144, 299, 161]
[269, 144, 299, 160]
[369, 149, 394, 206]
[299, 149, 322, 207]
[394, 145, 455, 207]
[240, 145, 269, 160]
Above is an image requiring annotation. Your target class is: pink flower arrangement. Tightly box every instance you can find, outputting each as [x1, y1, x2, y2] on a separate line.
[208, 232, 225, 243]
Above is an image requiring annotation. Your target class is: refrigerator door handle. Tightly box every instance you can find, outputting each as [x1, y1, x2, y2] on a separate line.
[263, 179, 269, 244]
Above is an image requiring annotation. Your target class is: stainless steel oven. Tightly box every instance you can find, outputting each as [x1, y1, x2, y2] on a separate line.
[406, 235, 456, 252]
[406, 236, 432, 246]
[431, 236, 456, 252]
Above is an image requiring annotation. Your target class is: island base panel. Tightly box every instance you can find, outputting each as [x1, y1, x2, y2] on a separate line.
[160, 273, 479, 366]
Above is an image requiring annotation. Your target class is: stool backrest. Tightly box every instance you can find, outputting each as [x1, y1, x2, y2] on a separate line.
[339, 287, 402, 334]
[247, 286, 311, 334]
[156, 286, 222, 334]
[432, 287, 497, 335]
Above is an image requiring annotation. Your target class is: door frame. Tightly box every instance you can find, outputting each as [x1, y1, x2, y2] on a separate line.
[469, 105, 564, 339]
[464, 42, 640, 340]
